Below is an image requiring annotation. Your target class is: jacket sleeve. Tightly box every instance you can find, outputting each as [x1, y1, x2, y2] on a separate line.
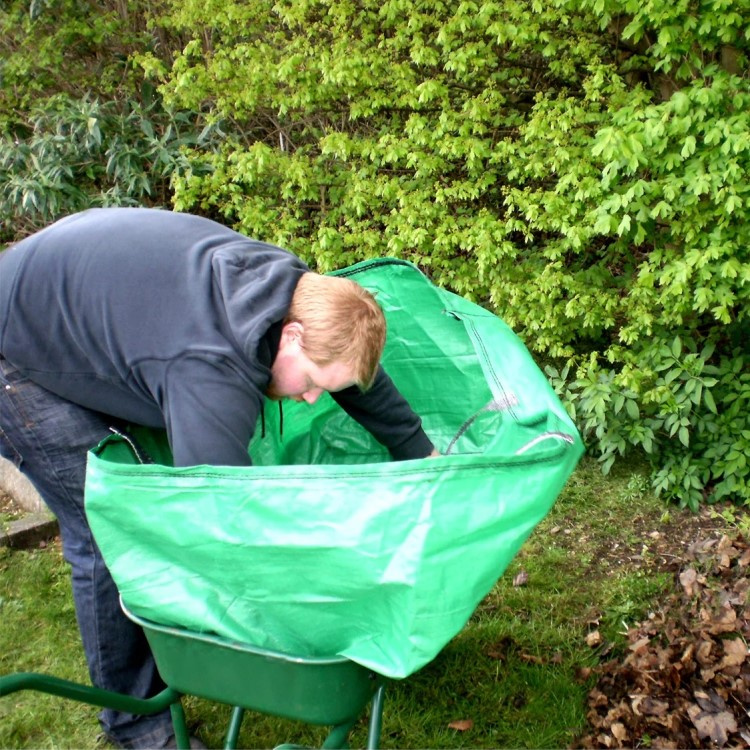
[160, 355, 262, 467]
[331, 365, 434, 460]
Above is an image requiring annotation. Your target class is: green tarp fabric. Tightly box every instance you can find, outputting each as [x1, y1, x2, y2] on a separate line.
[84, 259, 584, 679]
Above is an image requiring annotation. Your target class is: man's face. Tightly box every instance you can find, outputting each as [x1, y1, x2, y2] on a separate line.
[266, 322, 357, 404]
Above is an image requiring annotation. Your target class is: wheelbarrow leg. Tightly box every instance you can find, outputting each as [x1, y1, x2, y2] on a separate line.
[319, 682, 386, 750]
[224, 706, 245, 749]
[170, 699, 191, 749]
[321, 718, 357, 749]
[365, 684, 386, 750]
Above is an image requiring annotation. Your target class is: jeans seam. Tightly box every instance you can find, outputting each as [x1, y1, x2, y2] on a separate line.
[90, 535, 105, 688]
[0, 423, 23, 465]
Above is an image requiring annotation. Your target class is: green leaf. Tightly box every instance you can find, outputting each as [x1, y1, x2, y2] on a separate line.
[700, 342, 716, 361]
[680, 135, 696, 158]
[703, 389, 718, 414]
[625, 399, 639, 420]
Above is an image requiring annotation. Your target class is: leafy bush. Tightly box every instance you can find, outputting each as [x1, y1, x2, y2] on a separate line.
[0, 0, 154, 124]
[0, 93, 214, 238]
[154, 0, 750, 506]
[0, 0, 207, 238]
[512, 2, 750, 508]
[156, 0, 617, 286]
[1, 0, 748, 506]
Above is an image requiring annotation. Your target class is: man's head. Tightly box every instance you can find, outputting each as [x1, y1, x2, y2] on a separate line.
[266, 272, 386, 403]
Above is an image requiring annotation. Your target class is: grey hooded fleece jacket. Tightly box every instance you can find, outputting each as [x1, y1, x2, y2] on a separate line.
[0, 208, 433, 467]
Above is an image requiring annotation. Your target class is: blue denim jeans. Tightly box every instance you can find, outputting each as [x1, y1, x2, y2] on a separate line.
[0, 355, 174, 748]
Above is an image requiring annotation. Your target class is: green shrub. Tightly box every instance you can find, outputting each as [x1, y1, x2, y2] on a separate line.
[158, 0, 615, 287]
[503, 63, 749, 508]
[2, 0, 747, 506]
[0, 0, 207, 238]
[506, 2, 749, 508]
[0, 0, 155, 124]
[0, 93, 214, 238]
[156, 0, 749, 506]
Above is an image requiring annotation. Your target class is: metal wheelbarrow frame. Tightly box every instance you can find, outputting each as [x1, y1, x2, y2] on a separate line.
[0, 600, 386, 750]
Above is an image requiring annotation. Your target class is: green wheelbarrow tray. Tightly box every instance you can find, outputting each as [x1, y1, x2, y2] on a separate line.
[121, 600, 385, 729]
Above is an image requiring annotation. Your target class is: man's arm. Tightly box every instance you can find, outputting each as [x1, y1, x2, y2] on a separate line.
[161, 356, 263, 467]
[331, 365, 435, 460]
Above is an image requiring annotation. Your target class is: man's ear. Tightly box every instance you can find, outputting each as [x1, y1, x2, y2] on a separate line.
[280, 321, 304, 348]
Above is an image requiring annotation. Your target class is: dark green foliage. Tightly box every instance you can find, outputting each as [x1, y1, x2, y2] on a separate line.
[0, 92, 215, 238]
[0, 0, 157, 118]
[0, 0, 209, 238]
[1, 0, 748, 505]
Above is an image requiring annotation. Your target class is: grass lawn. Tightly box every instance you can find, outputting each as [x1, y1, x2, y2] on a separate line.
[0, 456, 734, 749]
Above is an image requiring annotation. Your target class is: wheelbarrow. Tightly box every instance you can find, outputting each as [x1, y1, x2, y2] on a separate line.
[0, 599, 386, 750]
[3, 256, 582, 745]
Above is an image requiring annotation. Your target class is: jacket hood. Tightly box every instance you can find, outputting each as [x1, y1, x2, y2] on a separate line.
[211, 240, 309, 366]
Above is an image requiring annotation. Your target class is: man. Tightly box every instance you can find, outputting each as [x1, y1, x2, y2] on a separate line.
[0, 207, 436, 748]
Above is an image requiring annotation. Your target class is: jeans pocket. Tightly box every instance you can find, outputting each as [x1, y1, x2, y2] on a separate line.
[0, 355, 33, 465]
[0, 354, 28, 387]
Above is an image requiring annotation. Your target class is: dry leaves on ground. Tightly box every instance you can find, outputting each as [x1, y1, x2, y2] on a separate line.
[577, 533, 750, 749]
[448, 718, 474, 732]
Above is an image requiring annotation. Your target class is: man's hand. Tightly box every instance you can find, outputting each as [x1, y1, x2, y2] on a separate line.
[427, 448, 441, 458]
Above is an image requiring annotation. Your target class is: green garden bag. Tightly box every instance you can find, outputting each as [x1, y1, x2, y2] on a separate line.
[85, 259, 583, 679]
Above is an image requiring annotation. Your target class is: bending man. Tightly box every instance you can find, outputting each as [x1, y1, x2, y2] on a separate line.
[0, 207, 436, 749]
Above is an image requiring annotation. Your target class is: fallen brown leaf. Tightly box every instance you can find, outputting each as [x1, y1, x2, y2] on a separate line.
[693, 688, 727, 713]
[576, 666, 593, 682]
[628, 636, 650, 655]
[679, 567, 699, 597]
[719, 637, 746, 668]
[695, 637, 714, 665]
[519, 651, 544, 664]
[513, 570, 529, 587]
[687, 704, 737, 748]
[610, 722, 628, 742]
[630, 694, 669, 717]
[448, 719, 473, 731]
[699, 603, 737, 634]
